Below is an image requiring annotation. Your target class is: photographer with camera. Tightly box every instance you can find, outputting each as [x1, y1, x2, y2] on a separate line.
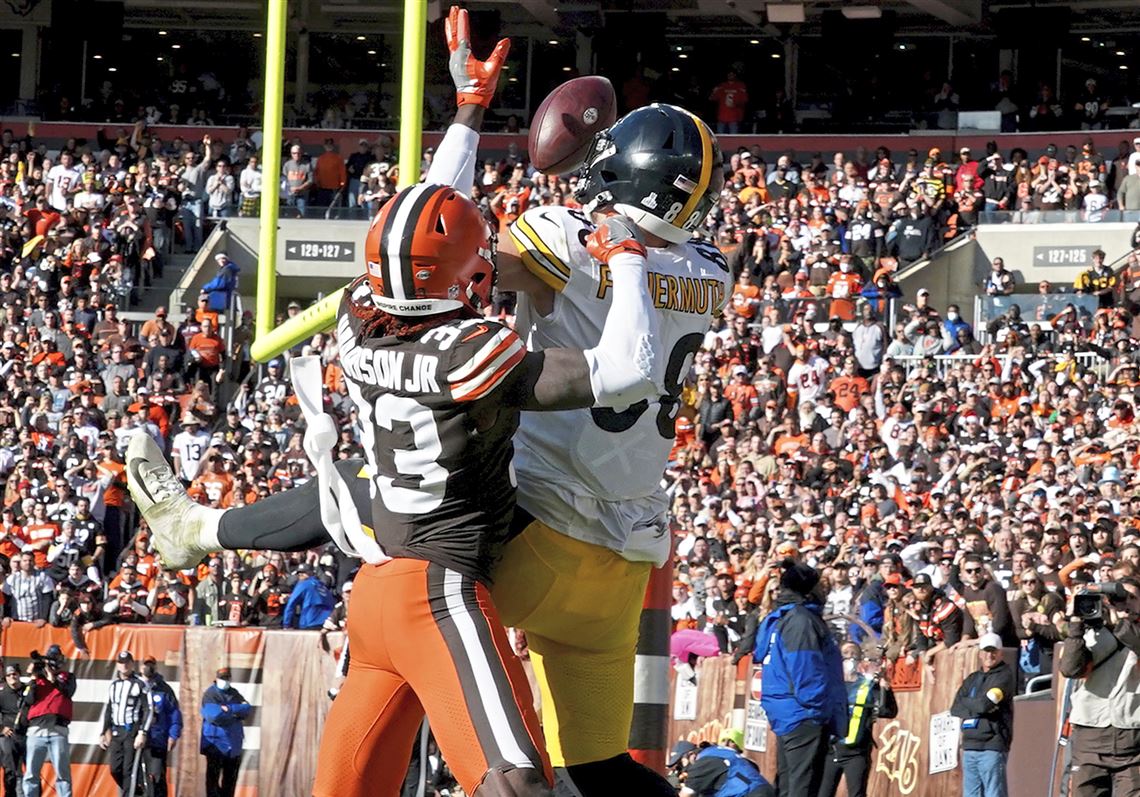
[20, 644, 75, 797]
[1058, 578, 1140, 797]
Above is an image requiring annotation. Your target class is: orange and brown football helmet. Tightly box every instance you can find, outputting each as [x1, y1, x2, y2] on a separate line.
[365, 183, 496, 317]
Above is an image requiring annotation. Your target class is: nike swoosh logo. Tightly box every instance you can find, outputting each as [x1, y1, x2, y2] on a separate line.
[461, 324, 489, 343]
[128, 459, 158, 506]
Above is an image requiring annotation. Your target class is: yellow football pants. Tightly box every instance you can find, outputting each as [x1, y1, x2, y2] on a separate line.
[491, 519, 652, 767]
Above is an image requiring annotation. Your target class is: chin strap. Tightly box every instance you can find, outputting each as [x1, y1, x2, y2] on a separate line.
[291, 356, 388, 565]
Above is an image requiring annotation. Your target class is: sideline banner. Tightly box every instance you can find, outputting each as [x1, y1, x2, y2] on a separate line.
[668, 647, 1042, 797]
[0, 623, 337, 797]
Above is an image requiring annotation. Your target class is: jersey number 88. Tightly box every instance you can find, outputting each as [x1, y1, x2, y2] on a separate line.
[590, 332, 704, 439]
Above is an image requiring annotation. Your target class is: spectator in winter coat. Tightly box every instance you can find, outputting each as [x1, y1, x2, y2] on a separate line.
[941, 304, 973, 349]
[282, 564, 335, 629]
[893, 204, 935, 266]
[200, 256, 239, 315]
[950, 633, 1015, 797]
[752, 559, 846, 797]
[1009, 569, 1064, 688]
[696, 381, 734, 450]
[852, 306, 887, 376]
[200, 667, 250, 797]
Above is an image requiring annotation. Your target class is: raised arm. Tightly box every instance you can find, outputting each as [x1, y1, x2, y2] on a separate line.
[425, 6, 510, 193]
[507, 216, 661, 411]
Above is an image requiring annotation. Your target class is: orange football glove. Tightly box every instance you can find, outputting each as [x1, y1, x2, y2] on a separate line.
[585, 215, 647, 263]
[446, 5, 511, 108]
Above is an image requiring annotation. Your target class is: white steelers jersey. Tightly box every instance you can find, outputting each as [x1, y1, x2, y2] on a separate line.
[509, 205, 729, 565]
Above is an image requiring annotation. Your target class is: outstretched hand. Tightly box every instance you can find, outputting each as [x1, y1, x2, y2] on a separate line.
[585, 215, 648, 264]
[446, 5, 510, 108]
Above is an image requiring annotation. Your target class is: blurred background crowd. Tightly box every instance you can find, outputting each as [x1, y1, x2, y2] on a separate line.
[0, 114, 1138, 711]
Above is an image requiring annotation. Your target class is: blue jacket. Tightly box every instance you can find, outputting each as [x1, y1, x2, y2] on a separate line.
[694, 746, 772, 797]
[201, 262, 239, 313]
[200, 684, 251, 758]
[942, 317, 974, 352]
[753, 594, 848, 738]
[145, 676, 182, 749]
[850, 582, 884, 645]
[283, 577, 335, 629]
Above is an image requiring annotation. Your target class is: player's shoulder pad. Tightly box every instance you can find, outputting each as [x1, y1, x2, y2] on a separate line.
[508, 205, 595, 293]
[685, 237, 731, 274]
[336, 276, 373, 341]
[432, 318, 527, 403]
[681, 238, 731, 314]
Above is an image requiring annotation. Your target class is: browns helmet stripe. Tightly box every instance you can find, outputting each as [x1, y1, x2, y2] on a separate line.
[389, 184, 446, 302]
[374, 185, 417, 299]
[381, 183, 431, 300]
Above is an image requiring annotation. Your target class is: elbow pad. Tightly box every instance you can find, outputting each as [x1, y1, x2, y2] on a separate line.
[583, 343, 657, 408]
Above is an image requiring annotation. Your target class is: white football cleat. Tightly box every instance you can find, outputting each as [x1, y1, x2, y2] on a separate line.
[126, 432, 222, 569]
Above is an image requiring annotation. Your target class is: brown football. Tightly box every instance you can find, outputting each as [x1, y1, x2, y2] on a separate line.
[528, 75, 617, 175]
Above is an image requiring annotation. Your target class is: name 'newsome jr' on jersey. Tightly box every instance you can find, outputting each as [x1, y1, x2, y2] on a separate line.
[509, 204, 730, 566]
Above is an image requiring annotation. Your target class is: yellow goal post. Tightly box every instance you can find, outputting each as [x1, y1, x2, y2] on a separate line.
[249, 0, 427, 363]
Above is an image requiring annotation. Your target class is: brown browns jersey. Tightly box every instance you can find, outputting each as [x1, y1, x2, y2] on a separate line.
[337, 279, 530, 583]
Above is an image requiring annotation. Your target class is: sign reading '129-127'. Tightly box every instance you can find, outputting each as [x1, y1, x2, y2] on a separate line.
[284, 241, 357, 262]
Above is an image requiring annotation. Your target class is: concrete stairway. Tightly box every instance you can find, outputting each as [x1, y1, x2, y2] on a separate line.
[123, 252, 195, 322]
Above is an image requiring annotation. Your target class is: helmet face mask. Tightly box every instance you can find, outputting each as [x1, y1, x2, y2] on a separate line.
[365, 184, 496, 317]
[574, 103, 723, 244]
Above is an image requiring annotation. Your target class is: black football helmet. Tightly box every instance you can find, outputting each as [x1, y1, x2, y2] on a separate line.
[574, 103, 724, 244]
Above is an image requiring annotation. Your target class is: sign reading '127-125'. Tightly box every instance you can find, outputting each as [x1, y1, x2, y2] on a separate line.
[284, 240, 357, 262]
[1032, 245, 1100, 266]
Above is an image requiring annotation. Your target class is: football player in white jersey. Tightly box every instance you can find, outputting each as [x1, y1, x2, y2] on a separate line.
[126, 15, 726, 795]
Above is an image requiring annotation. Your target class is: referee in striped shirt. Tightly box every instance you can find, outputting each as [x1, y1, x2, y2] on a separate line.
[98, 652, 151, 796]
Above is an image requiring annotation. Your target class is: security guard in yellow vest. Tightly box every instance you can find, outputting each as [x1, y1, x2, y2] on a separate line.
[818, 645, 897, 797]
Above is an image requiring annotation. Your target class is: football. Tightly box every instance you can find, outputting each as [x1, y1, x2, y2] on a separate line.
[528, 75, 617, 175]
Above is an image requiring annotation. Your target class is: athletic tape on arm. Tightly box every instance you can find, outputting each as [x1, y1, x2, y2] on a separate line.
[291, 356, 388, 564]
[424, 123, 479, 195]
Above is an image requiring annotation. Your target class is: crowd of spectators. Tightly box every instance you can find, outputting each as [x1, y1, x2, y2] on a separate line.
[666, 159, 1140, 692]
[4, 114, 1140, 292]
[1, 112, 1140, 718]
[0, 115, 372, 649]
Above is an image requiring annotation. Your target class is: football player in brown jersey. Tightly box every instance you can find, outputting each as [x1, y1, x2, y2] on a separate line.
[126, 15, 663, 797]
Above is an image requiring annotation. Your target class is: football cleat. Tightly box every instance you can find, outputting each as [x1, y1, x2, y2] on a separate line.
[126, 432, 223, 570]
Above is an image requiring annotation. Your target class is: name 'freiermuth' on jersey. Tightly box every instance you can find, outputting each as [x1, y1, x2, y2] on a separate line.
[509, 205, 730, 566]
